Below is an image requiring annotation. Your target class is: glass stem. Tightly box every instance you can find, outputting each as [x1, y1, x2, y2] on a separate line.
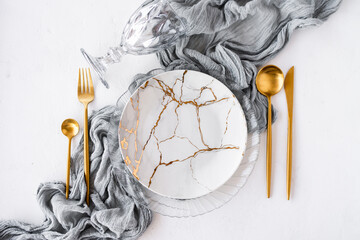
[81, 46, 126, 88]
[99, 46, 126, 66]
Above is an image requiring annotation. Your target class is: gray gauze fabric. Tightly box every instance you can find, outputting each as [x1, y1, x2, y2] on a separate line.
[1, 106, 152, 240]
[131, 0, 342, 131]
[0, 0, 341, 239]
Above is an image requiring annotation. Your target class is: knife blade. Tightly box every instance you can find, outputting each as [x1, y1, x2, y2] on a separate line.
[284, 66, 294, 200]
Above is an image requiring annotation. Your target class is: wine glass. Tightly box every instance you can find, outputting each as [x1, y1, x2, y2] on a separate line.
[81, 0, 187, 88]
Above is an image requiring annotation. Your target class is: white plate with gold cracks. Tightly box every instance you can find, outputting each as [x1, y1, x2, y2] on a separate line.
[118, 70, 247, 199]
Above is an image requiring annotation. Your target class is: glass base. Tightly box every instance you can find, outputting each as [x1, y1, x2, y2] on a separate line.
[81, 48, 109, 88]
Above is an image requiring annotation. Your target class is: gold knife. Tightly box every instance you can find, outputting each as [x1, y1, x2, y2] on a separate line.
[284, 66, 294, 200]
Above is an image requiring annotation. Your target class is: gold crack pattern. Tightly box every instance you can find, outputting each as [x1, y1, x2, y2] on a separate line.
[119, 70, 240, 188]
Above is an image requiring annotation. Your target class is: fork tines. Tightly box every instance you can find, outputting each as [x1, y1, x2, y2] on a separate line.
[78, 68, 94, 96]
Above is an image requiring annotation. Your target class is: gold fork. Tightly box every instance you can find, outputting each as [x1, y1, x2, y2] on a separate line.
[78, 68, 94, 205]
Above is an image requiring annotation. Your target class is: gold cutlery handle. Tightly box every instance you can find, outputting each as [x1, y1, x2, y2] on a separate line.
[66, 138, 71, 199]
[287, 118, 293, 200]
[267, 97, 272, 198]
[84, 105, 90, 205]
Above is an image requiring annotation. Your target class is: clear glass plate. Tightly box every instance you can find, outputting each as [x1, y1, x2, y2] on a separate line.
[117, 76, 260, 217]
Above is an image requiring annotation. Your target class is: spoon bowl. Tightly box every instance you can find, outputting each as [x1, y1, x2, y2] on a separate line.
[255, 65, 284, 198]
[61, 119, 80, 139]
[256, 65, 284, 97]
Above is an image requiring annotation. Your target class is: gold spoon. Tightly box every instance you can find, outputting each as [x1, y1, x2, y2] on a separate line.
[256, 65, 284, 198]
[61, 119, 80, 199]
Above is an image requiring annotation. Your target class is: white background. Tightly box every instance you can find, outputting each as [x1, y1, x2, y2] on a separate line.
[0, 0, 359, 239]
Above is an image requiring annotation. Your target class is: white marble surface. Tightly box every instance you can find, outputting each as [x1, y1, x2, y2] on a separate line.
[0, 0, 360, 239]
